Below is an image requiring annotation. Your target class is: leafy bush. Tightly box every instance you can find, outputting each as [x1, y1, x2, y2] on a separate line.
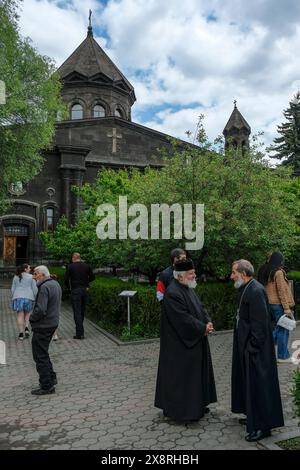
[86, 278, 161, 339]
[288, 271, 300, 281]
[197, 282, 237, 330]
[85, 277, 237, 340]
[48, 266, 68, 298]
[86, 277, 134, 337]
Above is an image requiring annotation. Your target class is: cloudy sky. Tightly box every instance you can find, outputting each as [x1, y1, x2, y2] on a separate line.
[17, 0, 300, 147]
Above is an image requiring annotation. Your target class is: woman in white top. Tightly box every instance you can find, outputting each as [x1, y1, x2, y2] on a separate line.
[11, 264, 38, 340]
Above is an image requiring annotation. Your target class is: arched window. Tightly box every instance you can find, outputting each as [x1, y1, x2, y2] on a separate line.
[45, 208, 54, 232]
[93, 104, 105, 118]
[71, 103, 83, 120]
[115, 108, 123, 118]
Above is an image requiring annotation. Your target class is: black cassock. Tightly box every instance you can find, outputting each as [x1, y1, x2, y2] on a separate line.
[231, 279, 284, 433]
[155, 279, 217, 421]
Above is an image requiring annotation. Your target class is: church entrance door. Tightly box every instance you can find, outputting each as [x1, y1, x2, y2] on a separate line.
[3, 225, 29, 266]
[3, 236, 16, 266]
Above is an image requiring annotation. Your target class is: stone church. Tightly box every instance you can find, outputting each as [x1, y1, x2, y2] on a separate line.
[0, 21, 251, 269]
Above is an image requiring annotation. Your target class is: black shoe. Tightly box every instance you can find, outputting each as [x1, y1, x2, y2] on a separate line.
[31, 387, 55, 396]
[24, 327, 30, 338]
[73, 335, 84, 339]
[245, 430, 271, 442]
[239, 418, 247, 425]
[18, 332, 24, 340]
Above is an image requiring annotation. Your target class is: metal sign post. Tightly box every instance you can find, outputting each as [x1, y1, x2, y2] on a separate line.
[0, 340, 6, 365]
[119, 291, 137, 335]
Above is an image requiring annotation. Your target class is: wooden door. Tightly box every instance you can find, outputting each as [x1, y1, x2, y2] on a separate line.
[3, 236, 16, 266]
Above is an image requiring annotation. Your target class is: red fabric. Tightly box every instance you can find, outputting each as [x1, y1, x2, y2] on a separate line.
[156, 279, 166, 294]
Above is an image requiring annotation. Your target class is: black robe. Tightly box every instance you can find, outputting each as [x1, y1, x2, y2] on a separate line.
[155, 279, 217, 422]
[231, 279, 284, 433]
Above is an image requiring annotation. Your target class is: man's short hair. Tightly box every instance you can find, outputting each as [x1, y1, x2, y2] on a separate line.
[34, 265, 50, 277]
[232, 259, 254, 277]
[173, 270, 186, 280]
[170, 248, 186, 263]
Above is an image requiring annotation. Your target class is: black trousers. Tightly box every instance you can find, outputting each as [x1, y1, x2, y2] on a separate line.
[71, 287, 87, 337]
[32, 327, 57, 390]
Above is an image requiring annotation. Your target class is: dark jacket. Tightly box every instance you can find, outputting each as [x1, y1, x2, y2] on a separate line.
[231, 279, 284, 433]
[155, 279, 217, 421]
[156, 265, 174, 302]
[65, 262, 95, 290]
[30, 278, 61, 330]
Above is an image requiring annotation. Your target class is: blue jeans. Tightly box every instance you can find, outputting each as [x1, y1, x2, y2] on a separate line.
[270, 304, 290, 359]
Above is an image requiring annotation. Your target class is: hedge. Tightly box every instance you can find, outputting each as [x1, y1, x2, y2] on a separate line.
[48, 268, 299, 338]
[48, 266, 69, 298]
[85, 277, 237, 340]
[288, 271, 300, 281]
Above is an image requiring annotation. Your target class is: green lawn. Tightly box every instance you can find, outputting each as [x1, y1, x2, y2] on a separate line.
[277, 436, 300, 450]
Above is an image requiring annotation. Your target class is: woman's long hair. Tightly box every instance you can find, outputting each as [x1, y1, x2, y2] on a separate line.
[16, 264, 29, 282]
[260, 252, 284, 286]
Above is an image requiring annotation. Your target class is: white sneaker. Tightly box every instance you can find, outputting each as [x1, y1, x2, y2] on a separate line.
[277, 358, 291, 363]
[52, 333, 58, 341]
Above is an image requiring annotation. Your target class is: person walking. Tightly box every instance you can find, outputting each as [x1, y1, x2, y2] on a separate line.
[231, 259, 284, 442]
[11, 264, 38, 340]
[260, 251, 295, 363]
[155, 259, 217, 423]
[65, 253, 95, 339]
[30, 265, 61, 395]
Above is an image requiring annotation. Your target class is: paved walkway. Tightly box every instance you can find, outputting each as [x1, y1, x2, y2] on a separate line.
[0, 288, 299, 450]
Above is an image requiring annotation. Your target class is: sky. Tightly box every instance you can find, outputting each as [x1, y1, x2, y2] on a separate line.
[17, 0, 300, 148]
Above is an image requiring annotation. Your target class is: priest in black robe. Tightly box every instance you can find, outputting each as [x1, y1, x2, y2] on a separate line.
[155, 259, 217, 423]
[230, 259, 284, 442]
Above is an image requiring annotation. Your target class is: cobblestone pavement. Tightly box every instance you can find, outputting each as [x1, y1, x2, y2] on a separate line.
[0, 288, 299, 450]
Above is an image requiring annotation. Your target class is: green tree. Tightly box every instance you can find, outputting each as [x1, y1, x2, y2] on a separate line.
[0, 0, 66, 212]
[40, 118, 300, 282]
[40, 169, 180, 284]
[268, 91, 300, 174]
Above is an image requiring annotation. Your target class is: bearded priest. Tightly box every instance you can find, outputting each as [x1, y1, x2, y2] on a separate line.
[230, 259, 284, 442]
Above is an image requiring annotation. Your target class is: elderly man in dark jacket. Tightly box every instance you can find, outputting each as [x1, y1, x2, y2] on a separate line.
[231, 259, 284, 442]
[30, 265, 62, 395]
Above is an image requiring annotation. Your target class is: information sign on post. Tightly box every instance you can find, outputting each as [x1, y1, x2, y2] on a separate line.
[119, 291, 137, 335]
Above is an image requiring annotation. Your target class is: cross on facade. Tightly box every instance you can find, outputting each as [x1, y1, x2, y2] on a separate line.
[107, 128, 122, 153]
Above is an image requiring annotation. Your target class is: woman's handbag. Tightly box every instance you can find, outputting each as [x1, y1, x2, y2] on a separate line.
[277, 313, 296, 331]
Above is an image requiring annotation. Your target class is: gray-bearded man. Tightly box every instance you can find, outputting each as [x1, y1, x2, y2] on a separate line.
[155, 259, 217, 423]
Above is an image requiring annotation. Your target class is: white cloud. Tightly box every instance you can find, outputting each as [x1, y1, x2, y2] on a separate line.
[18, 0, 102, 65]
[17, 0, 300, 148]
